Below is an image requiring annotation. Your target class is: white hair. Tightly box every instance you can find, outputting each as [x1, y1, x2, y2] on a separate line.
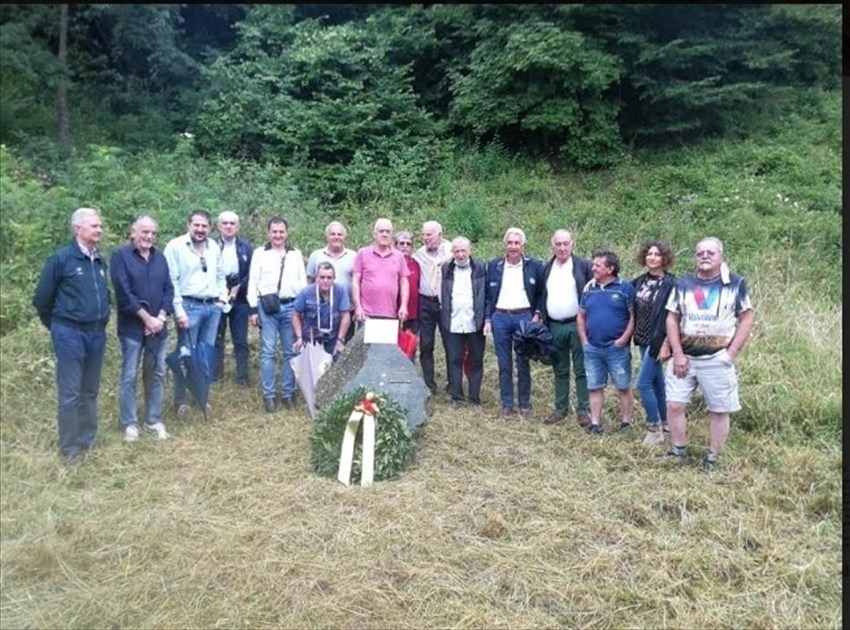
[70, 207, 99, 230]
[218, 210, 239, 224]
[422, 220, 443, 235]
[503, 227, 526, 245]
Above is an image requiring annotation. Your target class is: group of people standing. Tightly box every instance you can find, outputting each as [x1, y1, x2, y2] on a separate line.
[33, 207, 754, 472]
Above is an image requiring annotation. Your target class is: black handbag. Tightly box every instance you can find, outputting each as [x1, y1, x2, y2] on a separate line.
[259, 253, 286, 315]
[259, 293, 281, 315]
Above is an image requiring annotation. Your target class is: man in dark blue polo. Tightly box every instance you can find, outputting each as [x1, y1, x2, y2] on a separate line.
[577, 249, 636, 434]
[484, 227, 544, 419]
[214, 210, 254, 387]
[33, 207, 111, 465]
[111, 216, 174, 442]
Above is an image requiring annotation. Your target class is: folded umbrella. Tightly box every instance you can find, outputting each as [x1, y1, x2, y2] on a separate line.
[166, 340, 216, 421]
[291, 341, 334, 419]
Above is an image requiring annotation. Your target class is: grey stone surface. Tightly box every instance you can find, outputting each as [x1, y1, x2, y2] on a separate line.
[315, 326, 431, 427]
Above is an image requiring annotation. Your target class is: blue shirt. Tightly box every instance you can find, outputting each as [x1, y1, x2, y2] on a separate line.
[110, 243, 174, 340]
[579, 276, 635, 347]
[293, 284, 351, 342]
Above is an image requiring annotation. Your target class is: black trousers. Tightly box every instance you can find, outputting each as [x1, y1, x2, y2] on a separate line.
[445, 329, 485, 404]
[417, 297, 448, 391]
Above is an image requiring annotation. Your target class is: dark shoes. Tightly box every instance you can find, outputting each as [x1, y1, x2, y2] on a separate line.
[576, 413, 591, 428]
[496, 407, 514, 420]
[518, 408, 532, 420]
[544, 412, 566, 426]
[618, 421, 633, 432]
[280, 396, 295, 411]
[658, 447, 687, 464]
[263, 397, 276, 414]
[587, 423, 604, 435]
[62, 449, 84, 467]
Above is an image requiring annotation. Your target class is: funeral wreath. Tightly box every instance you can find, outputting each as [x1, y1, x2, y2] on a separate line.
[310, 387, 415, 483]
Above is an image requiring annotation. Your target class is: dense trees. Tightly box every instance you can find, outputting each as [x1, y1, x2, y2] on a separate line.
[0, 3, 840, 191]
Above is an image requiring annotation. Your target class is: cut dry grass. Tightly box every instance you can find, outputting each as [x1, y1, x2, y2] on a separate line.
[0, 318, 842, 628]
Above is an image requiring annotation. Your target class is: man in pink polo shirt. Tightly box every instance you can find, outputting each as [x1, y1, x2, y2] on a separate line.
[351, 218, 410, 323]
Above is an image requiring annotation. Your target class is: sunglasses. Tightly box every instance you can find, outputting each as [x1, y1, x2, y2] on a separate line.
[200, 256, 208, 273]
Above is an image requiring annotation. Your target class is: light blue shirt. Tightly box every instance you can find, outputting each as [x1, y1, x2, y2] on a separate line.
[163, 234, 227, 319]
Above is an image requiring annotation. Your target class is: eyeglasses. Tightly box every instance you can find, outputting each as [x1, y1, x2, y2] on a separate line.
[397, 241, 412, 246]
[200, 256, 208, 273]
[696, 250, 719, 258]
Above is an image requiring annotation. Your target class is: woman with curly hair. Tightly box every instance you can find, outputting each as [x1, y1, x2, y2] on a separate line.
[631, 240, 677, 446]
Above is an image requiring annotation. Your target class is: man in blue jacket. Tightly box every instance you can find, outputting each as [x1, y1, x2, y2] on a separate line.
[110, 216, 174, 443]
[33, 207, 111, 465]
[484, 227, 544, 419]
[214, 210, 254, 386]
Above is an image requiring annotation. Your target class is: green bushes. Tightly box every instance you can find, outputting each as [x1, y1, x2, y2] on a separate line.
[0, 90, 841, 442]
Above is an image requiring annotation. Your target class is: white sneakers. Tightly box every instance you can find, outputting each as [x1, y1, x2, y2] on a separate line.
[144, 422, 169, 439]
[124, 425, 139, 442]
[641, 429, 667, 447]
[124, 423, 169, 442]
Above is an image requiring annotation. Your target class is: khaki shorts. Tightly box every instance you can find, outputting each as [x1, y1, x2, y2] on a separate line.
[664, 350, 741, 413]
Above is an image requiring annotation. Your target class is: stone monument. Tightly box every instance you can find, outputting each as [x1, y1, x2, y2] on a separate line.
[314, 325, 431, 427]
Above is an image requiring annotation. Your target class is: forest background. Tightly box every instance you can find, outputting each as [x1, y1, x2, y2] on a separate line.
[0, 4, 843, 628]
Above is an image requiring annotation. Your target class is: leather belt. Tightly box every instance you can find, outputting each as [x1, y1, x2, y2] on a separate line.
[550, 316, 577, 324]
[420, 294, 439, 302]
[494, 308, 531, 315]
[182, 295, 218, 304]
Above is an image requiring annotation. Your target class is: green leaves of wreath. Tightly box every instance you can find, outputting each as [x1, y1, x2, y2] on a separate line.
[310, 387, 416, 483]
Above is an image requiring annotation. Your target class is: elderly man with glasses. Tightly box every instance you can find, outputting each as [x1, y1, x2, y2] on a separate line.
[662, 237, 755, 471]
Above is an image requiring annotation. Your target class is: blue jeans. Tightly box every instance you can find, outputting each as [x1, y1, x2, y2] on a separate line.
[215, 301, 250, 383]
[583, 343, 632, 390]
[259, 301, 296, 399]
[636, 344, 667, 427]
[491, 310, 532, 410]
[119, 333, 167, 428]
[50, 322, 106, 457]
[172, 300, 221, 407]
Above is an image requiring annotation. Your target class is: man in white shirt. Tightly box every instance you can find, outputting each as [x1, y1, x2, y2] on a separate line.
[306, 221, 356, 300]
[540, 229, 593, 426]
[483, 227, 544, 419]
[440, 237, 487, 409]
[214, 211, 254, 386]
[163, 210, 228, 420]
[247, 217, 308, 412]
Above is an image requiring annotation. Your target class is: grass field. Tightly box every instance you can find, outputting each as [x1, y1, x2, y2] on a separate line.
[0, 274, 841, 628]
[0, 89, 841, 628]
